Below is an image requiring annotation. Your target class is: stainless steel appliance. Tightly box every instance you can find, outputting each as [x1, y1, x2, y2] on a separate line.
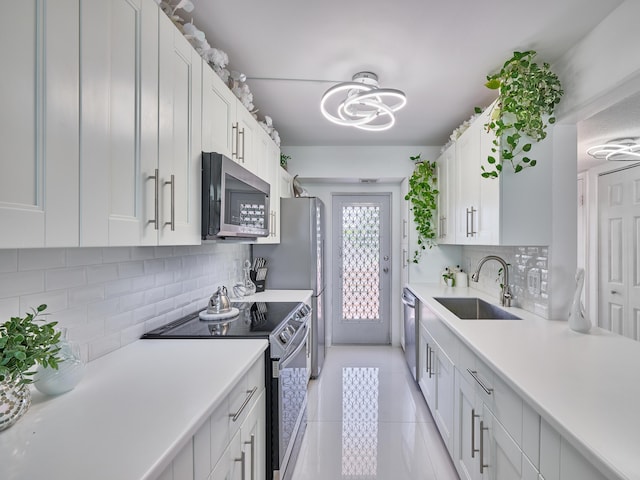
[141, 301, 310, 480]
[402, 287, 419, 382]
[202, 152, 270, 239]
[254, 197, 326, 378]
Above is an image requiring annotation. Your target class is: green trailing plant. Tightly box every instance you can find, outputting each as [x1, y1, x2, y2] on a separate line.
[479, 50, 563, 178]
[280, 153, 290, 170]
[405, 154, 439, 263]
[0, 305, 62, 385]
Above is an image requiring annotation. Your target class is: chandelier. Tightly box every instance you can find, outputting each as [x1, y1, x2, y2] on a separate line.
[586, 138, 640, 161]
[320, 72, 407, 131]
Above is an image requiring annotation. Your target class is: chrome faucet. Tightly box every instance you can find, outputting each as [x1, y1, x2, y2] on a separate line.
[471, 255, 512, 307]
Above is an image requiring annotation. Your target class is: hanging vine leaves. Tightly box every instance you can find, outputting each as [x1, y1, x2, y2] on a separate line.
[480, 50, 563, 178]
[405, 154, 439, 263]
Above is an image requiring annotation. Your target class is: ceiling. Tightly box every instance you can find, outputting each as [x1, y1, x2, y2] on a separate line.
[188, 0, 623, 149]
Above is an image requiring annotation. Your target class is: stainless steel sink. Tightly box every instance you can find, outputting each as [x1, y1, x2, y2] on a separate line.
[433, 297, 521, 320]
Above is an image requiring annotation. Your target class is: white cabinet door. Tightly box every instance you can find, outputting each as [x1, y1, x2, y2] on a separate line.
[210, 430, 242, 480]
[80, 0, 158, 246]
[0, 0, 79, 248]
[156, 12, 202, 245]
[455, 119, 481, 244]
[454, 369, 482, 480]
[455, 108, 499, 245]
[202, 63, 236, 159]
[240, 390, 266, 480]
[256, 137, 281, 244]
[434, 346, 455, 456]
[235, 105, 257, 174]
[418, 324, 436, 409]
[481, 407, 537, 480]
[436, 144, 456, 244]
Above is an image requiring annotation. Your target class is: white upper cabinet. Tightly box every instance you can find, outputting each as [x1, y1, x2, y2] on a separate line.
[0, 0, 79, 248]
[450, 104, 553, 246]
[436, 143, 456, 244]
[80, 0, 158, 246]
[202, 63, 236, 159]
[455, 107, 499, 245]
[256, 132, 281, 244]
[235, 104, 258, 174]
[155, 12, 202, 245]
[81, 0, 201, 247]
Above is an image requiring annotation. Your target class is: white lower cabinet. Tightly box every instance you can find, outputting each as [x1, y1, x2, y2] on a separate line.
[159, 355, 265, 480]
[418, 323, 455, 455]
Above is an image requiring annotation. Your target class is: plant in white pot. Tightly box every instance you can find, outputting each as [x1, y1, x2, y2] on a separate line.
[0, 304, 61, 430]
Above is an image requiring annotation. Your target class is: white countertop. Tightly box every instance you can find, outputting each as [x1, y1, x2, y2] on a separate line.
[407, 283, 640, 480]
[0, 339, 268, 480]
[230, 289, 313, 303]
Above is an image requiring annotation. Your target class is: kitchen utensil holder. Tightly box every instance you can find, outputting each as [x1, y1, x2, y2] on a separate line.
[250, 270, 266, 292]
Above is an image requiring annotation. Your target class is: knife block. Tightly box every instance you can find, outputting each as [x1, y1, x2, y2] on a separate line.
[249, 270, 266, 292]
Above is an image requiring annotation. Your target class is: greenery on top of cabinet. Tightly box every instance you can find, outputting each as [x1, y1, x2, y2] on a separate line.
[405, 154, 439, 263]
[480, 50, 563, 178]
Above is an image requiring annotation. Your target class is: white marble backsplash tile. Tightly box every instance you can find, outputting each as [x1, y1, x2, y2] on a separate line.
[461, 245, 550, 318]
[0, 243, 250, 362]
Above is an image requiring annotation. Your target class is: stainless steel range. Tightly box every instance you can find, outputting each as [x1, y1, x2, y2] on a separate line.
[142, 301, 310, 480]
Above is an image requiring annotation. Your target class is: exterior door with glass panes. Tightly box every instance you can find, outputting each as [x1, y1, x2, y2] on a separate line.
[332, 194, 391, 344]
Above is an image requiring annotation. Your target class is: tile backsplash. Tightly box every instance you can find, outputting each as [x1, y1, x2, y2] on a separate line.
[0, 243, 250, 362]
[461, 245, 550, 318]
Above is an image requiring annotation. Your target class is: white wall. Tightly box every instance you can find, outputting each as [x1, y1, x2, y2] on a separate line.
[0, 243, 250, 362]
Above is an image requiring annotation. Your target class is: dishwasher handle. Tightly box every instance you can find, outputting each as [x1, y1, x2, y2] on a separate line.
[401, 290, 416, 308]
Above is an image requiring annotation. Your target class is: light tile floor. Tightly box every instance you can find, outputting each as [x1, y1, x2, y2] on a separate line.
[292, 345, 460, 479]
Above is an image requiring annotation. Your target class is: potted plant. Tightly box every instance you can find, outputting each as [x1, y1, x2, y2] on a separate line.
[480, 50, 563, 178]
[280, 153, 290, 170]
[405, 154, 439, 263]
[0, 304, 61, 430]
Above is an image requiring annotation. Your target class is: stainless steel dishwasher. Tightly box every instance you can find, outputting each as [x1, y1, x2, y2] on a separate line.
[402, 287, 419, 382]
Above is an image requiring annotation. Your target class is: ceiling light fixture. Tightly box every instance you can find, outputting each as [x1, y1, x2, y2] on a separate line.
[320, 72, 406, 131]
[586, 138, 640, 161]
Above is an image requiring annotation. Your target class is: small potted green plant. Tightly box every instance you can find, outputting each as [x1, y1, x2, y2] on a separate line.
[280, 153, 290, 170]
[0, 304, 61, 430]
[405, 154, 439, 263]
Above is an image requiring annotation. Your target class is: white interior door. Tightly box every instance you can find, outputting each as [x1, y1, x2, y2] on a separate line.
[598, 164, 640, 340]
[332, 194, 391, 344]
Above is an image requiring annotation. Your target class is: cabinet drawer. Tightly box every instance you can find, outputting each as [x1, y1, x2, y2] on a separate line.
[459, 344, 526, 448]
[228, 357, 265, 438]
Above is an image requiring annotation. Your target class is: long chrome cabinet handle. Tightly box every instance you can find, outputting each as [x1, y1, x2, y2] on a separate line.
[428, 346, 434, 378]
[238, 128, 245, 162]
[467, 369, 493, 395]
[480, 420, 489, 474]
[235, 450, 246, 480]
[425, 344, 431, 377]
[165, 174, 175, 231]
[148, 169, 159, 230]
[230, 386, 258, 422]
[232, 123, 239, 159]
[244, 434, 255, 480]
[402, 219, 408, 239]
[471, 207, 477, 236]
[466, 208, 471, 237]
[471, 408, 480, 458]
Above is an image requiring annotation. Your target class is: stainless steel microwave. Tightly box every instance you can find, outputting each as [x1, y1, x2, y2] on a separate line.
[202, 152, 270, 239]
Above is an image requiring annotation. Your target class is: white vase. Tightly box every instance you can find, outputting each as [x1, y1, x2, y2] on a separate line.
[568, 269, 591, 333]
[34, 329, 85, 395]
[0, 376, 31, 431]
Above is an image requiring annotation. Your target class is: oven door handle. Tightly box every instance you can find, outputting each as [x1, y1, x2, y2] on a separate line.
[280, 324, 309, 369]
